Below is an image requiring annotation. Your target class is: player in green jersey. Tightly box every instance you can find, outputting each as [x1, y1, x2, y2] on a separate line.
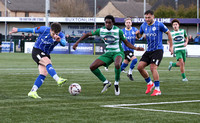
[73, 15, 144, 95]
[168, 19, 189, 81]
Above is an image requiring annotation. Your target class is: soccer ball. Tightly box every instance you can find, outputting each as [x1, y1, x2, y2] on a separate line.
[69, 83, 81, 96]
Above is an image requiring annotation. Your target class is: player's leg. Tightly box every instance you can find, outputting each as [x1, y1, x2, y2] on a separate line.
[39, 57, 67, 86]
[28, 65, 47, 99]
[113, 53, 123, 95]
[168, 51, 181, 71]
[121, 51, 130, 72]
[150, 50, 163, 96]
[90, 54, 111, 93]
[137, 61, 154, 94]
[180, 50, 188, 81]
[127, 56, 137, 81]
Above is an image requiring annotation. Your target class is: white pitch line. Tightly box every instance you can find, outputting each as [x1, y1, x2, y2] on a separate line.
[101, 100, 200, 115]
[111, 107, 200, 115]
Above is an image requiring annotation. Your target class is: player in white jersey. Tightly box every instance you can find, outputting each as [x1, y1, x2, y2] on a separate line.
[168, 19, 189, 81]
[73, 15, 144, 95]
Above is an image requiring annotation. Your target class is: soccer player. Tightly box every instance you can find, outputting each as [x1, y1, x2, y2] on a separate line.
[168, 19, 188, 82]
[136, 10, 173, 96]
[121, 17, 139, 81]
[73, 15, 144, 96]
[9, 23, 67, 99]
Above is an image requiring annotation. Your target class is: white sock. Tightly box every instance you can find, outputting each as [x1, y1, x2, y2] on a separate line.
[53, 74, 60, 82]
[103, 80, 109, 84]
[148, 81, 153, 85]
[31, 85, 38, 92]
[128, 69, 133, 75]
[114, 81, 119, 85]
[155, 87, 160, 91]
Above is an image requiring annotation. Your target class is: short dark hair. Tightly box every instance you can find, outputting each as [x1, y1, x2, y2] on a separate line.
[144, 10, 154, 15]
[104, 15, 115, 23]
[51, 22, 61, 33]
[171, 19, 180, 25]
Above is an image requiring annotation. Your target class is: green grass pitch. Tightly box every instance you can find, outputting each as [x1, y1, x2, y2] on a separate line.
[0, 53, 200, 122]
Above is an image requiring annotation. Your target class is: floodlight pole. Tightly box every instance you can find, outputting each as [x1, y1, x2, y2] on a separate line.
[45, 0, 50, 27]
[94, 0, 96, 30]
[5, 0, 7, 41]
[197, 0, 199, 33]
[144, 0, 146, 17]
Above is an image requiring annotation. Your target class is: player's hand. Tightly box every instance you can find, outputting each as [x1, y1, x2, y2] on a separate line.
[136, 47, 144, 51]
[184, 42, 188, 47]
[169, 47, 173, 55]
[9, 27, 18, 34]
[73, 43, 78, 50]
[135, 30, 140, 38]
[54, 35, 61, 42]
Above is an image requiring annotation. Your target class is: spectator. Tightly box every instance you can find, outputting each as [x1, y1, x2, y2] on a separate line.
[65, 34, 70, 42]
[20, 33, 26, 52]
[27, 33, 35, 42]
[188, 35, 194, 43]
[194, 33, 200, 44]
[0, 33, 2, 53]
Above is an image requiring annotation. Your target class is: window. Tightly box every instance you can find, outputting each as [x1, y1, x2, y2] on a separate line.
[0, 11, 1, 17]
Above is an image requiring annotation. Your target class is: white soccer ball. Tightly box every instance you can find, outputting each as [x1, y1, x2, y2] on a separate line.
[69, 83, 81, 96]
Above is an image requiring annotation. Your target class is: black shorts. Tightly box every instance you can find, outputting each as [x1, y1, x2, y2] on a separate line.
[32, 47, 50, 65]
[124, 51, 134, 62]
[140, 49, 163, 66]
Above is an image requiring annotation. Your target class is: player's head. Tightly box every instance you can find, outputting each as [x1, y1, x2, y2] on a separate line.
[104, 15, 115, 30]
[144, 10, 154, 25]
[50, 22, 62, 37]
[124, 17, 132, 29]
[171, 19, 180, 31]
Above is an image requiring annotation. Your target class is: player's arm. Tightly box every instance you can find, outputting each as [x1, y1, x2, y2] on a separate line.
[120, 30, 144, 51]
[73, 29, 100, 50]
[166, 30, 173, 54]
[57, 33, 67, 46]
[9, 27, 34, 34]
[184, 30, 189, 47]
[135, 24, 144, 39]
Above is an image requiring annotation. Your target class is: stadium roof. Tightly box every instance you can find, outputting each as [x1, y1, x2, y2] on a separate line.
[111, 0, 151, 17]
[0, 0, 55, 13]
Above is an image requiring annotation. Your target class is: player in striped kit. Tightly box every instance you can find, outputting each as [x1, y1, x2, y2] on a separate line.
[136, 10, 173, 96]
[121, 17, 139, 81]
[73, 15, 144, 95]
[168, 19, 188, 81]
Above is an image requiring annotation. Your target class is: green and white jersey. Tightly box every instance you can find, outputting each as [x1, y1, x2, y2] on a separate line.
[91, 25, 126, 53]
[171, 29, 187, 52]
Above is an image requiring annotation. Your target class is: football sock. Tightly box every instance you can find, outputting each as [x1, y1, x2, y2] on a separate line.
[92, 68, 106, 82]
[121, 63, 128, 71]
[154, 81, 160, 91]
[130, 58, 137, 69]
[181, 73, 186, 79]
[172, 63, 177, 67]
[128, 69, 133, 75]
[103, 80, 109, 84]
[115, 68, 121, 81]
[46, 64, 57, 78]
[145, 77, 153, 84]
[114, 81, 119, 85]
[31, 74, 46, 92]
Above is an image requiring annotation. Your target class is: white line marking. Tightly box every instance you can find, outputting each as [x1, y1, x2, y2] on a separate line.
[101, 100, 200, 115]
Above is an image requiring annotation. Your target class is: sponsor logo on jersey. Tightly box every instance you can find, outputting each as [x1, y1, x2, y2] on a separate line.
[103, 35, 116, 44]
[174, 36, 183, 41]
[146, 33, 157, 37]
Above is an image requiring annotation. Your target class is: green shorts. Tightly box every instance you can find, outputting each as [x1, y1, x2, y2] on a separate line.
[175, 50, 186, 62]
[98, 52, 124, 67]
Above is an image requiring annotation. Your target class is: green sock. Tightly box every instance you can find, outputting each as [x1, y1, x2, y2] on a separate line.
[91, 68, 106, 82]
[172, 63, 177, 67]
[115, 68, 121, 81]
[181, 73, 186, 79]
